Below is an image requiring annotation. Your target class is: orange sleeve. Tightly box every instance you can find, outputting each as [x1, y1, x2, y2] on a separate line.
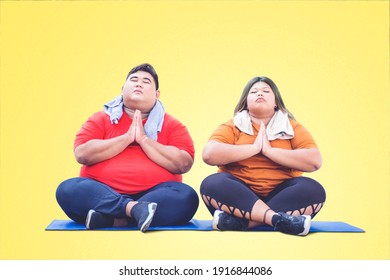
[289, 120, 318, 149]
[208, 119, 237, 144]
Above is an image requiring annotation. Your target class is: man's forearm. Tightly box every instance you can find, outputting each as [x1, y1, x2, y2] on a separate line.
[139, 137, 193, 174]
[74, 134, 132, 165]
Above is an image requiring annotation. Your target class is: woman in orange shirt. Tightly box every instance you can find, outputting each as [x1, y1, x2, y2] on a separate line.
[200, 76, 326, 236]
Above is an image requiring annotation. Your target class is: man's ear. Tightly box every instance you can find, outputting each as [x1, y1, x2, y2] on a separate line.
[156, 90, 160, 99]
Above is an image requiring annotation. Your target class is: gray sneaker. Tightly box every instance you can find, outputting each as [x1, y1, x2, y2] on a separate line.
[130, 202, 158, 232]
[274, 212, 311, 236]
[213, 210, 248, 231]
[85, 209, 114, 229]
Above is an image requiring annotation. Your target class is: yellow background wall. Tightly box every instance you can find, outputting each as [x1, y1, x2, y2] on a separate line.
[0, 0, 389, 259]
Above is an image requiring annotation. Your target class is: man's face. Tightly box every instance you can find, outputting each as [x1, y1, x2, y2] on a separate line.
[122, 71, 160, 112]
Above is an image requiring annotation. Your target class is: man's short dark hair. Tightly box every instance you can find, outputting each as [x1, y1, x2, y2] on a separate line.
[126, 63, 159, 90]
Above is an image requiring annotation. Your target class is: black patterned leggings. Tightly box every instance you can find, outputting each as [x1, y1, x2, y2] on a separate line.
[200, 172, 326, 220]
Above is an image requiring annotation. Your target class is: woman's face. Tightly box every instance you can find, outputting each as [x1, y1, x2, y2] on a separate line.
[246, 81, 276, 116]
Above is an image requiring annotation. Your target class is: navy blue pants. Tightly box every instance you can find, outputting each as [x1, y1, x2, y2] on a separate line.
[200, 172, 326, 218]
[56, 177, 199, 226]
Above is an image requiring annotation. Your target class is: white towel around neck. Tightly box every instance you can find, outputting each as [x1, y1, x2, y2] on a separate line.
[103, 96, 165, 141]
[233, 110, 294, 140]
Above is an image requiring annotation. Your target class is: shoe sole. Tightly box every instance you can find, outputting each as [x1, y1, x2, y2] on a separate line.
[212, 210, 224, 230]
[140, 203, 157, 233]
[85, 209, 95, 230]
[298, 215, 312, 236]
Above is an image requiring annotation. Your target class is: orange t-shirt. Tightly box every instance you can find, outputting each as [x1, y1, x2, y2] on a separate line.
[209, 119, 318, 196]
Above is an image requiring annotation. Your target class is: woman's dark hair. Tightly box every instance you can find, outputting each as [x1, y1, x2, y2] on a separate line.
[234, 76, 294, 120]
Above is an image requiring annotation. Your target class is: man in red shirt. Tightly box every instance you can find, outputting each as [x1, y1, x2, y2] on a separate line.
[56, 63, 199, 232]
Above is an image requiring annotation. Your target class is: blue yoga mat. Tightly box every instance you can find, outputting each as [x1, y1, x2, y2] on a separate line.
[46, 219, 364, 232]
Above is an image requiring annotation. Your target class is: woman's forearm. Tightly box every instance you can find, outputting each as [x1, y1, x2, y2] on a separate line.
[202, 141, 260, 166]
[262, 147, 322, 172]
